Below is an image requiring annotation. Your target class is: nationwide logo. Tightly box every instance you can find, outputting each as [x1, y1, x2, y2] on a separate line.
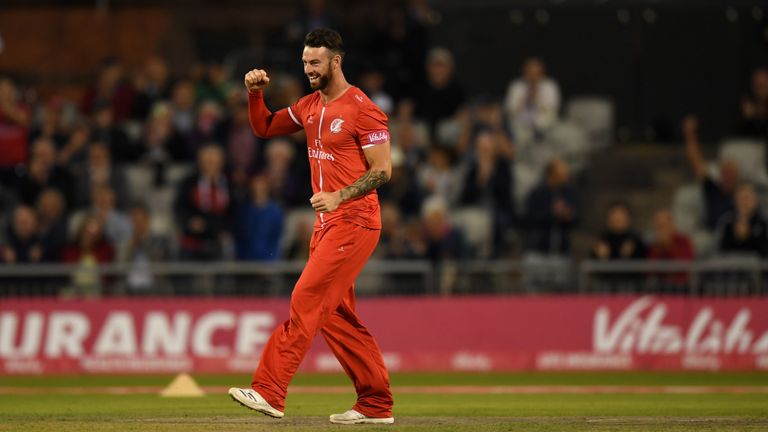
[308, 147, 335, 161]
[593, 296, 768, 355]
[367, 131, 389, 144]
[330, 118, 344, 134]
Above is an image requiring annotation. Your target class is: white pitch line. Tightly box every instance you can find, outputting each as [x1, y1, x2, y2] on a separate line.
[1, 385, 768, 395]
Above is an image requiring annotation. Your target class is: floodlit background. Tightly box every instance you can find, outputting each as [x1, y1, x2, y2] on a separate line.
[1, 3, 768, 432]
[0, 0, 768, 372]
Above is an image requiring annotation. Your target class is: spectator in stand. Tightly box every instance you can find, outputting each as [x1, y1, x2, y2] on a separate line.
[170, 79, 197, 152]
[503, 57, 560, 143]
[740, 67, 768, 139]
[80, 57, 135, 122]
[377, 145, 424, 218]
[29, 96, 69, 148]
[263, 138, 311, 208]
[175, 145, 234, 260]
[132, 56, 174, 121]
[456, 97, 514, 159]
[413, 195, 465, 262]
[35, 188, 68, 262]
[389, 100, 428, 170]
[648, 209, 694, 261]
[1, 206, 45, 264]
[458, 130, 514, 254]
[61, 214, 115, 294]
[56, 119, 91, 168]
[524, 157, 577, 254]
[648, 209, 694, 289]
[226, 98, 261, 196]
[189, 100, 226, 155]
[412, 47, 466, 136]
[0, 77, 30, 184]
[88, 185, 132, 250]
[418, 146, 459, 205]
[284, 214, 313, 260]
[359, 68, 394, 115]
[376, 200, 417, 259]
[195, 62, 235, 105]
[683, 115, 738, 230]
[120, 203, 172, 262]
[717, 183, 768, 257]
[91, 102, 138, 163]
[592, 202, 646, 260]
[236, 175, 283, 261]
[141, 102, 188, 165]
[119, 203, 174, 291]
[73, 142, 128, 210]
[385, 100, 429, 215]
[16, 138, 74, 207]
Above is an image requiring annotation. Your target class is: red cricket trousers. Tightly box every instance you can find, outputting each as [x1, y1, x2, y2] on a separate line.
[251, 221, 393, 418]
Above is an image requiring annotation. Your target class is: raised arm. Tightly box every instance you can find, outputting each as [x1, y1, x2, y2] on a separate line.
[244, 69, 303, 138]
[682, 115, 707, 181]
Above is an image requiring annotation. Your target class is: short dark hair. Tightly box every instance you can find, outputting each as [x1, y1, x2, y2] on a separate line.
[304, 28, 345, 58]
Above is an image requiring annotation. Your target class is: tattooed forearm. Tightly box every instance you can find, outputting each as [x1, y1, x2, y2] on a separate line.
[339, 169, 389, 202]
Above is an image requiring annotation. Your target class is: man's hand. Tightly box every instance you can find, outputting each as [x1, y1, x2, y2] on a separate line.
[742, 98, 756, 119]
[620, 239, 636, 258]
[244, 69, 271, 92]
[310, 191, 342, 213]
[189, 217, 206, 233]
[2, 247, 16, 264]
[682, 115, 698, 141]
[593, 241, 610, 259]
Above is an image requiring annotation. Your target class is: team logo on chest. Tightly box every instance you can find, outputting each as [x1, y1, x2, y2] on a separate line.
[330, 118, 344, 134]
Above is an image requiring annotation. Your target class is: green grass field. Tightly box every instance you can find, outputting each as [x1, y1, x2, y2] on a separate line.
[1, 372, 767, 431]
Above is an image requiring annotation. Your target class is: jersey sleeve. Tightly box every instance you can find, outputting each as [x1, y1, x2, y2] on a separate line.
[287, 96, 306, 127]
[247, 90, 303, 138]
[356, 102, 390, 149]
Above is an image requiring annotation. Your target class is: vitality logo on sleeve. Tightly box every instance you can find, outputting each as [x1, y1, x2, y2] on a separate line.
[367, 131, 389, 145]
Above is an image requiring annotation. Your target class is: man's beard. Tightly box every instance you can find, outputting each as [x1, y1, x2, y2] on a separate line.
[309, 67, 332, 90]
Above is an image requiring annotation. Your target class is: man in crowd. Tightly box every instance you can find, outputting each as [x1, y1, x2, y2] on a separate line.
[524, 157, 577, 255]
[504, 57, 560, 142]
[683, 115, 738, 230]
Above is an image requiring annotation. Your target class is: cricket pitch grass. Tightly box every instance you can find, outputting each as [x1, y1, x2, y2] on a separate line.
[1, 372, 767, 431]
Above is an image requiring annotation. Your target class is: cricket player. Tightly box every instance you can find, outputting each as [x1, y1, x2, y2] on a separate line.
[228, 28, 394, 425]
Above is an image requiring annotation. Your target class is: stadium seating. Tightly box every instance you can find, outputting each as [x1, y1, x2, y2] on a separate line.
[565, 96, 614, 150]
[450, 206, 493, 258]
[718, 138, 768, 186]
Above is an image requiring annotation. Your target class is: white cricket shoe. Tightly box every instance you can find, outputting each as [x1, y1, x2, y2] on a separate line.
[329, 409, 394, 425]
[228, 387, 284, 418]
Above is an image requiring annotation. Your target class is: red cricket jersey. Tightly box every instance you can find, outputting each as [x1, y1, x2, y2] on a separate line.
[248, 86, 390, 231]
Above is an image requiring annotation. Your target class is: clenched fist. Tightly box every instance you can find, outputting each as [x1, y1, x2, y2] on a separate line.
[244, 69, 271, 92]
[310, 191, 342, 213]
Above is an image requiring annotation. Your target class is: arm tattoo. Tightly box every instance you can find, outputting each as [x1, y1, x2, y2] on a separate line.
[339, 169, 388, 202]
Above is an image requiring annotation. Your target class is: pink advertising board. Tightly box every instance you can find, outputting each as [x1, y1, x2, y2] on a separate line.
[1, 296, 767, 374]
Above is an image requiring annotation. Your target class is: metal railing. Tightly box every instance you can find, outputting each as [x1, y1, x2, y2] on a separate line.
[0, 257, 767, 297]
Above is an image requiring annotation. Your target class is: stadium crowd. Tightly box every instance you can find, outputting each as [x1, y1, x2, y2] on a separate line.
[1, 12, 768, 293]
